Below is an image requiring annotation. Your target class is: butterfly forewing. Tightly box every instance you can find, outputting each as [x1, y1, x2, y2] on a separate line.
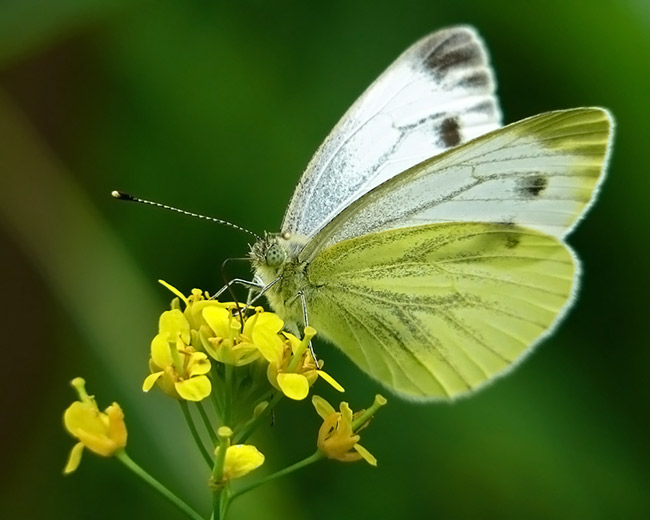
[301, 108, 612, 260]
[306, 222, 575, 399]
[282, 26, 502, 240]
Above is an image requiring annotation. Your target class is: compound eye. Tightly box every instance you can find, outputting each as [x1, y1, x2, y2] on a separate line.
[265, 244, 285, 267]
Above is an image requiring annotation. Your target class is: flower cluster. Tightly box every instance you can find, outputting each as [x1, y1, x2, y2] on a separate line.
[143, 281, 343, 402]
[62, 280, 387, 520]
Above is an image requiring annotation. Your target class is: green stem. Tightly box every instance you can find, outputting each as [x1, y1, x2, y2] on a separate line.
[208, 372, 223, 422]
[219, 483, 232, 519]
[197, 400, 218, 444]
[179, 401, 213, 468]
[230, 451, 324, 502]
[224, 363, 233, 425]
[211, 434, 229, 484]
[234, 391, 283, 444]
[211, 488, 220, 520]
[116, 451, 204, 520]
[211, 431, 231, 520]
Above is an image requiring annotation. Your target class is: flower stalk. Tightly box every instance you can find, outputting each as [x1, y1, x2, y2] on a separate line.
[116, 451, 204, 520]
[179, 401, 213, 468]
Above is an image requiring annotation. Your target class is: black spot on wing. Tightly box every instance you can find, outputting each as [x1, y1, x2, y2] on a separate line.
[438, 117, 461, 148]
[424, 32, 483, 79]
[516, 174, 548, 198]
[498, 221, 520, 249]
[504, 232, 521, 249]
[469, 100, 498, 116]
[455, 70, 491, 90]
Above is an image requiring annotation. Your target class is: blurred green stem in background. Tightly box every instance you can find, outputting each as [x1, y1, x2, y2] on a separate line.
[117, 450, 204, 520]
[0, 89, 207, 506]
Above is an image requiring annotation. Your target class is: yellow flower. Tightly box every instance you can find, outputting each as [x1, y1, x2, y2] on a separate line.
[263, 327, 344, 400]
[201, 305, 284, 366]
[312, 394, 387, 466]
[159, 279, 239, 347]
[63, 378, 127, 474]
[159, 279, 225, 329]
[160, 280, 288, 367]
[142, 309, 212, 401]
[212, 427, 265, 486]
[155, 281, 343, 400]
[218, 444, 265, 480]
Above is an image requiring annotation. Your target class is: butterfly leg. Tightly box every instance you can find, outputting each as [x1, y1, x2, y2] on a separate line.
[240, 276, 282, 311]
[211, 278, 263, 300]
[297, 290, 319, 365]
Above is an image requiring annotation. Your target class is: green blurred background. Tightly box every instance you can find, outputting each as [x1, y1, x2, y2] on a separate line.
[1, 1, 648, 518]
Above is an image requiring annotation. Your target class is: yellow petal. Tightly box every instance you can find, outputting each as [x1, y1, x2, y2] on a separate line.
[247, 311, 284, 341]
[266, 362, 279, 389]
[336, 451, 363, 463]
[198, 326, 220, 359]
[187, 352, 211, 376]
[202, 306, 231, 339]
[340, 402, 353, 425]
[175, 376, 211, 401]
[252, 334, 284, 365]
[74, 429, 119, 456]
[64, 402, 105, 437]
[353, 443, 377, 466]
[188, 300, 221, 329]
[316, 370, 345, 392]
[277, 373, 309, 400]
[159, 309, 191, 344]
[158, 279, 189, 306]
[106, 403, 127, 448]
[150, 333, 173, 368]
[312, 395, 336, 420]
[154, 370, 180, 399]
[142, 371, 163, 392]
[223, 444, 265, 479]
[64, 442, 85, 474]
[229, 342, 262, 366]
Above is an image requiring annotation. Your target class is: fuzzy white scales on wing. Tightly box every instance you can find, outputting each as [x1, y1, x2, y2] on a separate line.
[281, 26, 502, 241]
[300, 108, 613, 260]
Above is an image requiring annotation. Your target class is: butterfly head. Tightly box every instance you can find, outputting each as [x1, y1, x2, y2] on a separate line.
[250, 233, 292, 280]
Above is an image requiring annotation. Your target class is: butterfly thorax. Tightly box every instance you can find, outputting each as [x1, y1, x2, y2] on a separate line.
[250, 233, 308, 330]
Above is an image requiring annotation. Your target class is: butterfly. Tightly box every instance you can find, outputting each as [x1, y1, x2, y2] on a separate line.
[249, 26, 614, 400]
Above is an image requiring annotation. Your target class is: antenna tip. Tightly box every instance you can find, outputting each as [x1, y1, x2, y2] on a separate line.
[112, 190, 134, 201]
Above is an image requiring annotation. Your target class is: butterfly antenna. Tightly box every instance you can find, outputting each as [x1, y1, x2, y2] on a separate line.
[111, 190, 261, 240]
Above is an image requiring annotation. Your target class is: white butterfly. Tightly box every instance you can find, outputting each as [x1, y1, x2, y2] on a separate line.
[249, 26, 614, 400]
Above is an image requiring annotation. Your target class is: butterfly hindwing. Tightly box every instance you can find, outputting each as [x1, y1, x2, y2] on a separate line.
[306, 222, 575, 399]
